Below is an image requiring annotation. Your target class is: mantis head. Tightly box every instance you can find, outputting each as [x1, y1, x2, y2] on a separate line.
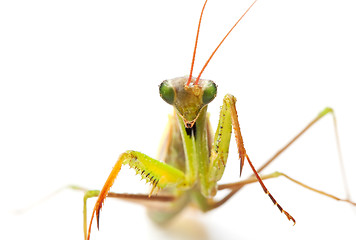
[159, 76, 217, 128]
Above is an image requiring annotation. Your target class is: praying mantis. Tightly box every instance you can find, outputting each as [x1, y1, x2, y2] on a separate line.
[77, 0, 356, 239]
[2, 0, 356, 240]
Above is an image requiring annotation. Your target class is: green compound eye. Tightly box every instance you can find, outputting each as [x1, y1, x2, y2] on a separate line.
[159, 80, 175, 105]
[202, 81, 217, 105]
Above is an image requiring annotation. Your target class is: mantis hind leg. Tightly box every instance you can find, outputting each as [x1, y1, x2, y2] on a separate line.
[213, 171, 356, 210]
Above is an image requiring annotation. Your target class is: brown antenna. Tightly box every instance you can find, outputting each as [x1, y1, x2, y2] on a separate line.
[195, 0, 258, 85]
[186, 0, 209, 87]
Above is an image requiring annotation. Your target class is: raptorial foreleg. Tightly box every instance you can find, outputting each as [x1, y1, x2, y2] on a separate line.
[86, 150, 187, 240]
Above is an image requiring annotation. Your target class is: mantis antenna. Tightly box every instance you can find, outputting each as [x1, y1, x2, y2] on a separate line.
[186, 0, 258, 87]
[187, 0, 208, 86]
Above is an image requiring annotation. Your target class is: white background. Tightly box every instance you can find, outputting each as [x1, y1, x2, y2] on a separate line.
[1, 0, 356, 239]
